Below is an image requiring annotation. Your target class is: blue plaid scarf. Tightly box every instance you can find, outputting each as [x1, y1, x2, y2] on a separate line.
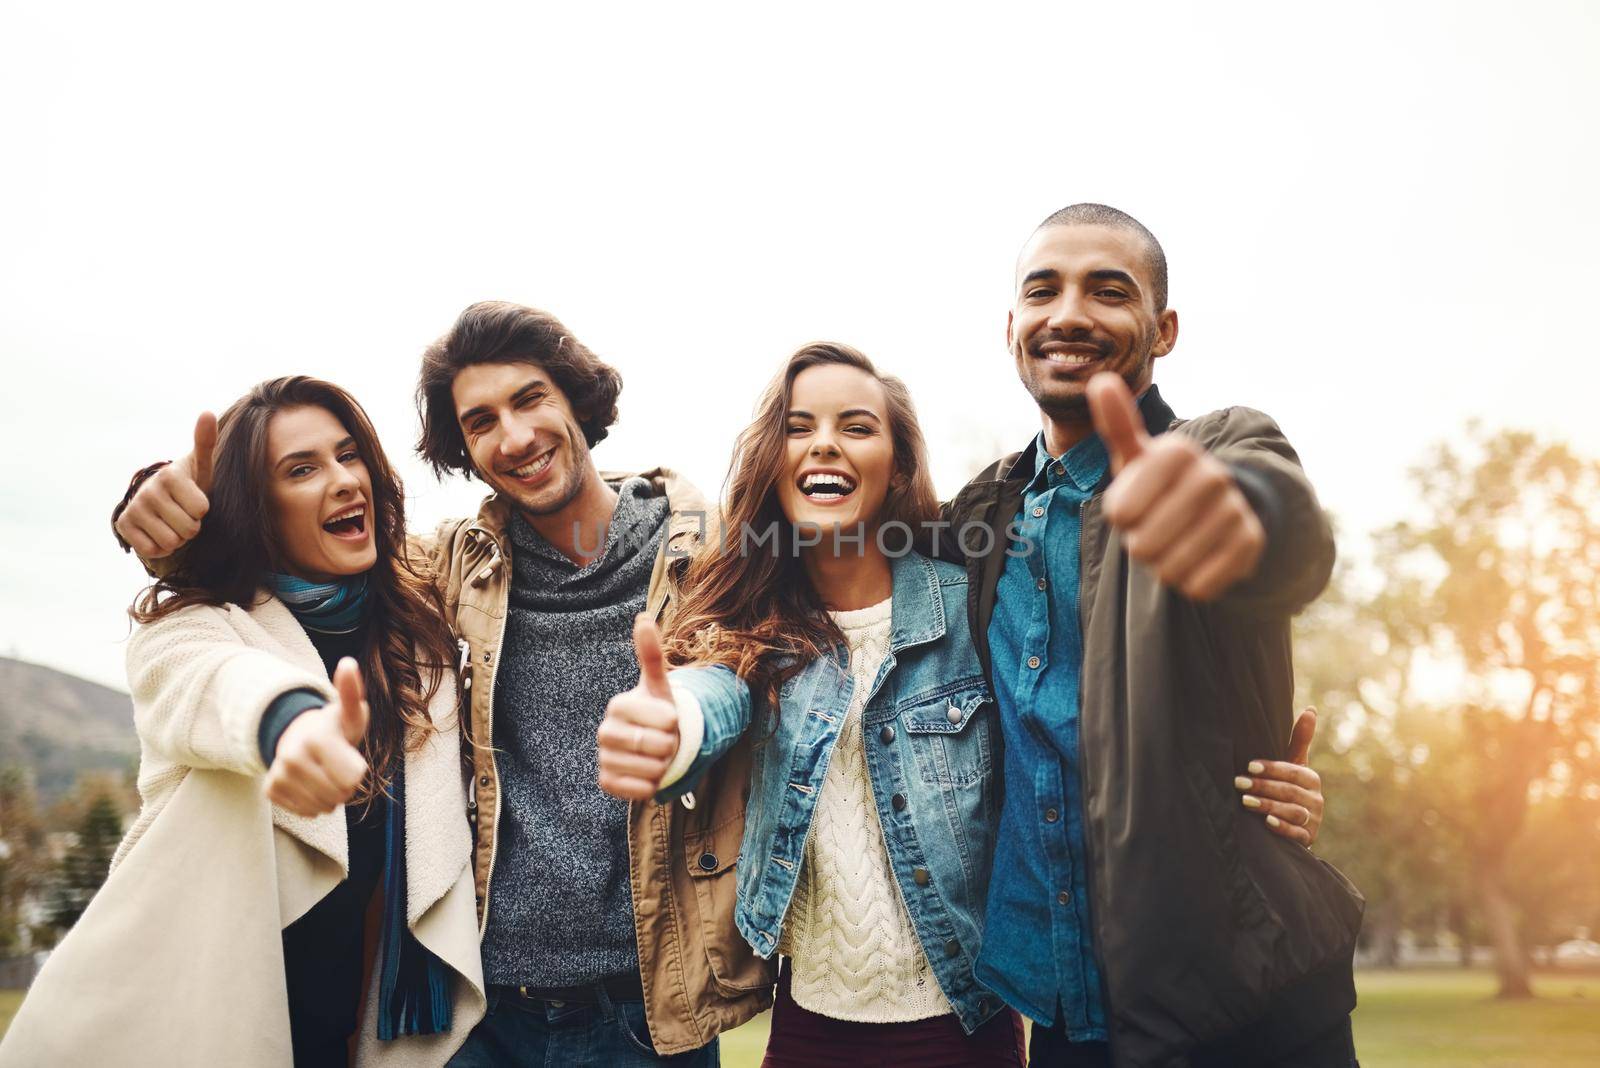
[265, 573, 368, 634]
[375, 763, 454, 1039]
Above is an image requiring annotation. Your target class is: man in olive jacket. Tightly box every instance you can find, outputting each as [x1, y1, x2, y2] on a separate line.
[940, 204, 1362, 1067]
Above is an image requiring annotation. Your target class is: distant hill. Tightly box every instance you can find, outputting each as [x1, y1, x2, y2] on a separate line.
[0, 658, 137, 803]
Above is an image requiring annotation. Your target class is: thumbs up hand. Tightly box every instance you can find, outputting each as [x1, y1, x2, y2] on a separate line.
[597, 615, 682, 800]
[265, 657, 371, 817]
[116, 412, 217, 559]
[1087, 373, 1265, 601]
[189, 410, 217, 495]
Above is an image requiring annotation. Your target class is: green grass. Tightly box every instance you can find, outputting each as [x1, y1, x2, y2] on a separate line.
[0, 970, 1593, 1064]
[718, 1009, 772, 1066]
[1350, 969, 1600, 1067]
[714, 970, 1600, 1067]
[0, 991, 21, 1036]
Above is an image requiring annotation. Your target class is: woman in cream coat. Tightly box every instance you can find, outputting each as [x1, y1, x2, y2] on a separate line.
[1, 377, 484, 1068]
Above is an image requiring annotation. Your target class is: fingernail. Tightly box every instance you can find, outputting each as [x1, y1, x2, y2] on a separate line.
[1248, 761, 1265, 774]
[1242, 795, 1262, 809]
[1233, 776, 1253, 790]
[1266, 814, 1281, 827]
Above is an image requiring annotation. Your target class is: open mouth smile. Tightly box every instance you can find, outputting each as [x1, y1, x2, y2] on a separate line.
[797, 470, 858, 504]
[322, 504, 368, 540]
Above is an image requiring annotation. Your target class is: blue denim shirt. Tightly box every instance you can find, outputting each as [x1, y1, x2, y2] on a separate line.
[661, 553, 1004, 1033]
[974, 431, 1110, 1037]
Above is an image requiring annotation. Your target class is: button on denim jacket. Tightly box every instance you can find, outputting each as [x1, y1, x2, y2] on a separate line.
[659, 552, 1003, 1033]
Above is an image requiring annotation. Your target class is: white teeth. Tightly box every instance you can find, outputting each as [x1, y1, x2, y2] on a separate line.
[1044, 351, 1097, 365]
[800, 472, 856, 494]
[325, 505, 365, 524]
[511, 450, 554, 478]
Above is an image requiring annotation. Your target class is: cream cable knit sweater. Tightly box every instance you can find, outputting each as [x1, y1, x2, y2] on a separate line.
[778, 597, 955, 1023]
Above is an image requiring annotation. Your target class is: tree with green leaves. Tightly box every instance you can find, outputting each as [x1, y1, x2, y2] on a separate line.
[1369, 426, 1599, 997]
[0, 768, 50, 954]
[1293, 564, 1471, 968]
[45, 792, 124, 937]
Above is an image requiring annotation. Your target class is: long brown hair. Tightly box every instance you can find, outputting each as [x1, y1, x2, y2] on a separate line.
[662, 342, 939, 703]
[131, 377, 456, 806]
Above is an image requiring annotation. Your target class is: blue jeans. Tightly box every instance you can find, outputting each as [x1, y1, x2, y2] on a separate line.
[445, 984, 719, 1068]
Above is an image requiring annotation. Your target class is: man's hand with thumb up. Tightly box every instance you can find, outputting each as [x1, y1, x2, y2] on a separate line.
[116, 411, 217, 559]
[1088, 373, 1265, 601]
[597, 615, 682, 800]
[265, 657, 371, 816]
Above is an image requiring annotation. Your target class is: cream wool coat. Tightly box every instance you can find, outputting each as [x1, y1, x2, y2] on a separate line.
[0, 593, 485, 1068]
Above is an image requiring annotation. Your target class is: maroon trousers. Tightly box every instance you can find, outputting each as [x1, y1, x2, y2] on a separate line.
[760, 964, 1026, 1068]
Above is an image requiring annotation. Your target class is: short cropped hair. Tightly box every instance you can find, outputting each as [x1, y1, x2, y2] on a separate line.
[1036, 203, 1168, 311]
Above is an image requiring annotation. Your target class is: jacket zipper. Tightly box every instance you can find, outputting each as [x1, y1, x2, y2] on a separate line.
[468, 527, 508, 936]
[1077, 495, 1120, 1063]
[458, 636, 474, 814]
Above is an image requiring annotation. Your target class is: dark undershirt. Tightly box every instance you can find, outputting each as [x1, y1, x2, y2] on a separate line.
[262, 626, 387, 1067]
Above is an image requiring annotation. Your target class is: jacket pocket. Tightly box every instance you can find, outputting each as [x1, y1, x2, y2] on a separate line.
[1165, 736, 1292, 1039]
[684, 813, 777, 996]
[1231, 796, 1366, 985]
[1179, 732, 1364, 996]
[902, 688, 994, 788]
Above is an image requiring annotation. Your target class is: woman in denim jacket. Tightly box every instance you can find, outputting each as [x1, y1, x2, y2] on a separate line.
[597, 343, 1320, 1067]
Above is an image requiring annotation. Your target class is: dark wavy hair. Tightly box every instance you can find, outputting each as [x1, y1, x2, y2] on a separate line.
[416, 301, 623, 478]
[662, 342, 939, 704]
[131, 377, 456, 807]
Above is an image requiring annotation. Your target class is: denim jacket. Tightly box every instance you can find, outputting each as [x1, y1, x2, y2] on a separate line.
[660, 552, 1004, 1034]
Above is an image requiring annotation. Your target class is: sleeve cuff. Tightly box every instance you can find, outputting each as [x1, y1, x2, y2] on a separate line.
[258, 688, 327, 765]
[1227, 462, 1283, 540]
[1227, 461, 1294, 594]
[657, 684, 706, 790]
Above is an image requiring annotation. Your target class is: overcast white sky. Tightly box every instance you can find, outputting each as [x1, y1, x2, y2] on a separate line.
[3, 1, 1597, 690]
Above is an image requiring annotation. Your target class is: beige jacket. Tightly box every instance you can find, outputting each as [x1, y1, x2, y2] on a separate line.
[418, 469, 775, 1056]
[0, 594, 485, 1068]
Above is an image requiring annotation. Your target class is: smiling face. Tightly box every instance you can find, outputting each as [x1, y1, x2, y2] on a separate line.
[452, 361, 595, 517]
[776, 363, 896, 542]
[1009, 223, 1179, 419]
[265, 405, 377, 581]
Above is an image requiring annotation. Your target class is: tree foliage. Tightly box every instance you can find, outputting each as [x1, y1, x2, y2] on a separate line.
[44, 792, 124, 938]
[1300, 426, 1600, 996]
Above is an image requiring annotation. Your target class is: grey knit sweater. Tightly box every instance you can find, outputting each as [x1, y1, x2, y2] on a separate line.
[481, 477, 670, 986]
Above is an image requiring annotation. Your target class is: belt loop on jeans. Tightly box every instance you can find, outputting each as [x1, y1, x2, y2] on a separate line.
[593, 977, 616, 1021]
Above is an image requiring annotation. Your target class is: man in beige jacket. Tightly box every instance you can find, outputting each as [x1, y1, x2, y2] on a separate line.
[113, 302, 768, 1065]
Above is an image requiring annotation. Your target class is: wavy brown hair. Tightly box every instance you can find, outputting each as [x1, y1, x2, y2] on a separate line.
[662, 342, 939, 703]
[415, 301, 623, 478]
[131, 377, 456, 807]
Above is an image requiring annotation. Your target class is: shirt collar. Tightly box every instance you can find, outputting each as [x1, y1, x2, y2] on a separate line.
[1029, 429, 1108, 494]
